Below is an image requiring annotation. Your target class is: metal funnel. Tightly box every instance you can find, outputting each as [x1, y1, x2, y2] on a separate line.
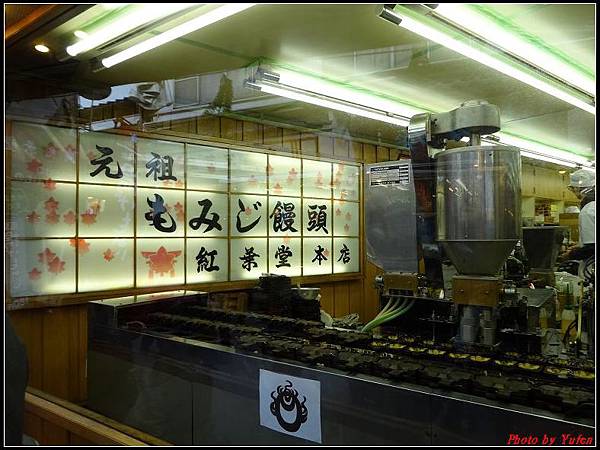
[443, 240, 518, 275]
[522, 227, 568, 270]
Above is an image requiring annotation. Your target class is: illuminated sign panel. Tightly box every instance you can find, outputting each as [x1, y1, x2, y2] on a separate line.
[8, 123, 361, 297]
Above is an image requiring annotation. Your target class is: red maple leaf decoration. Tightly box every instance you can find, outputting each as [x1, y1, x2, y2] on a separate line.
[244, 206, 253, 216]
[162, 180, 172, 187]
[103, 249, 114, 262]
[335, 208, 342, 216]
[28, 268, 42, 281]
[47, 256, 65, 275]
[323, 249, 330, 258]
[44, 144, 57, 158]
[45, 211, 59, 225]
[273, 183, 283, 194]
[80, 211, 97, 225]
[282, 235, 291, 244]
[63, 211, 76, 225]
[288, 167, 298, 179]
[173, 202, 185, 221]
[315, 172, 323, 187]
[141, 246, 182, 278]
[26, 158, 43, 174]
[38, 248, 56, 264]
[87, 150, 96, 161]
[69, 238, 90, 254]
[43, 179, 57, 190]
[44, 197, 59, 211]
[26, 211, 40, 223]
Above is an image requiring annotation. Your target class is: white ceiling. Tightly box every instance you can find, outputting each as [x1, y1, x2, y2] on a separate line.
[30, 4, 599, 160]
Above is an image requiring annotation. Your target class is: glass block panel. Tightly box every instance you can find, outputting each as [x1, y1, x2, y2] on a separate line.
[78, 184, 134, 237]
[303, 199, 332, 237]
[268, 237, 301, 277]
[186, 144, 228, 192]
[136, 138, 185, 189]
[11, 122, 77, 182]
[230, 194, 267, 237]
[267, 196, 301, 237]
[79, 130, 135, 185]
[332, 200, 359, 237]
[230, 150, 267, 194]
[78, 239, 134, 292]
[10, 239, 76, 297]
[186, 238, 228, 283]
[302, 238, 333, 276]
[333, 162, 360, 201]
[333, 238, 359, 273]
[303, 160, 331, 199]
[136, 238, 185, 287]
[11, 180, 76, 238]
[186, 191, 228, 237]
[230, 238, 267, 281]
[268, 154, 301, 197]
[136, 188, 185, 237]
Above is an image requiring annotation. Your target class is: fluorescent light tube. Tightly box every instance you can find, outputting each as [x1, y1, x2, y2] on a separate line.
[66, 4, 193, 57]
[253, 80, 410, 126]
[496, 133, 593, 167]
[482, 134, 592, 168]
[519, 151, 578, 168]
[386, 7, 595, 115]
[274, 69, 424, 119]
[102, 4, 255, 68]
[433, 4, 595, 96]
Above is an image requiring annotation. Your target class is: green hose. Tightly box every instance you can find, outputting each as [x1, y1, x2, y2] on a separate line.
[361, 299, 415, 333]
[375, 298, 397, 320]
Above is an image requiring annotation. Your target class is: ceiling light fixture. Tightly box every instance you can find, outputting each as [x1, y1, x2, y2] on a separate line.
[245, 67, 421, 126]
[34, 44, 50, 53]
[379, 6, 595, 115]
[101, 4, 256, 69]
[431, 4, 595, 96]
[481, 133, 592, 169]
[65, 3, 193, 57]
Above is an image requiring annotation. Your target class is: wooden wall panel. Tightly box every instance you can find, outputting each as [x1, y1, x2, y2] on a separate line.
[196, 115, 220, 138]
[317, 283, 335, 315]
[300, 132, 317, 156]
[349, 142, 363, 161]
[317, 135, 334, 157]
[220, 117, 239, 141]
[8, 305, 87, 404]
[282, 129, 301, 154]
[333, 283, 350, 317]
[242, 121, 262, 145]
[8, 310, 43, 390]
[263, 125, 283, 151]
[363, 143, 377, 164]
[24, 411, 43, 444]
[376, 145, 390, 162]
[333, 137, 350, 160]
